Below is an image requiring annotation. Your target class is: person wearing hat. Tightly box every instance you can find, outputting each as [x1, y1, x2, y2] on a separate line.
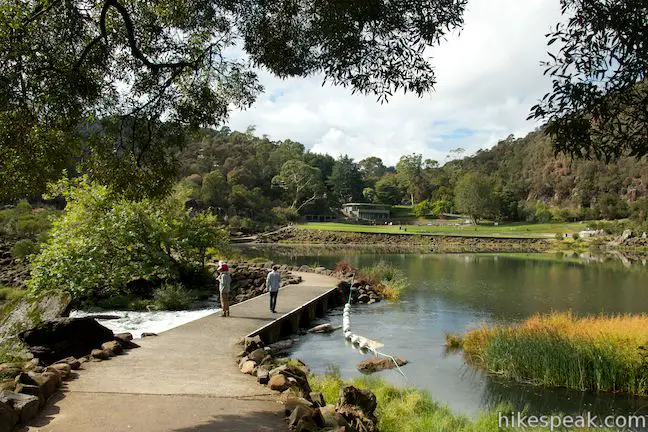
[217, 261, 231, 317]
[266, 265, 281, 313]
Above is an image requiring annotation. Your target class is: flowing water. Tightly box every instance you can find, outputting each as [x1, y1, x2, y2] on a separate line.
[239, 246, 648, 420]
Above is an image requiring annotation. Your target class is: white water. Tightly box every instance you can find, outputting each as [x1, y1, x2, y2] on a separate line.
[70, 301, 221, 339]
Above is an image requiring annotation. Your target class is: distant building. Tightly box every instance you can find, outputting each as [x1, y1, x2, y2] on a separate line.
[341, 203, 391, 220]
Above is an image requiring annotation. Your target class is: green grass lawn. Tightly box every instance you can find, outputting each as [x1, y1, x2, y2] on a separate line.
[297, 221, 585, 238]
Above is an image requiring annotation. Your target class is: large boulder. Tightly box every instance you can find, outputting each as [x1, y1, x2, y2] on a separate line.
[268, 374, 290, 392]
[357, 357, 408, 374]
[0, 390, 39, 423]
[18, 317, 114, 365]
[335, 385, 378, 432]
[307, 323, 341, 334]
[0, 292, 72, 360]
[0, 400, 19, 431]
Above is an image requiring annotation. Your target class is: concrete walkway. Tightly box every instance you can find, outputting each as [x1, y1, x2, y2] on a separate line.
[20, 272, 340, 432]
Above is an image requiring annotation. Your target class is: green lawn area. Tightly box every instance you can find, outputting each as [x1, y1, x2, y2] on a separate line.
[297, 221, 586, 238]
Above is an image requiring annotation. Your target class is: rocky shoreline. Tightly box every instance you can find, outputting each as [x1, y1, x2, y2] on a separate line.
[233, 262, 400, 431]
[0, 317, 141, 430]
[255, 226, 553, 253]
[236, 335, 380, 431]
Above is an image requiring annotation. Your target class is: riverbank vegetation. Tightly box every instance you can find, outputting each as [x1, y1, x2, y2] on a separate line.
[310, 369, 602, 432]
[358, 262, 409, 301]
[334, 260, 409, 301]
[27, 177, 228, 308]
[452, 312, 648, 396]
[3, 124, 648, 240]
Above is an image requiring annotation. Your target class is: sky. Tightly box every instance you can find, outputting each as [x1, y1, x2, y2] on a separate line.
[226, 0, 563, 167]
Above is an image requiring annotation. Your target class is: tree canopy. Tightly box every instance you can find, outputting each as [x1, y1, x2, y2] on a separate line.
[0, 0, 467, 200]
[530, 0, 648, 161]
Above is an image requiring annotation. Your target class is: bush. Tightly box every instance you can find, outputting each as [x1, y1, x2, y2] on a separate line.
[153, 283, 194, 310]
[413, 200, 433, 217]
[334, 259, 354, 275]
[227, 215, 258, 234]
[28, 177, 229, 300]
[0, 201, 58, 239]
[0, 287, 28, 303]
[578, 207, 599, 221]
[271, 206, 300, 224]
[534, 202, 553, 223]
[571, 232, 580, 240]
[594, 193, 630, 220]
[11, 239, 38, 261]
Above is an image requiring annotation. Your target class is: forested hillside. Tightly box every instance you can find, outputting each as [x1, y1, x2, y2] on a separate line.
[174, 125, 648, 231]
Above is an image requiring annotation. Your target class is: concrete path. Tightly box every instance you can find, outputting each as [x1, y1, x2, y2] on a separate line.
[20, 272, 339, 432]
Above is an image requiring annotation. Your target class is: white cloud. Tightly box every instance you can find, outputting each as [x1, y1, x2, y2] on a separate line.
[226, 0, 563, 166]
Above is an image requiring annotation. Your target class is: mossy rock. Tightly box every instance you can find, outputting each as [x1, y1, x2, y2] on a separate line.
[0, 292, 72, 356]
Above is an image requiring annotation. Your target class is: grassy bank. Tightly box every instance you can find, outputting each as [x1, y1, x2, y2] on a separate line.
[310, 370, 603, 432]
[298, 221, 583, 238]
[456, 312, 648, 395]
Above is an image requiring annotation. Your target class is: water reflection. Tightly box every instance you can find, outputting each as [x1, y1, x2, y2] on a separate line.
[239, 247, 648, 420]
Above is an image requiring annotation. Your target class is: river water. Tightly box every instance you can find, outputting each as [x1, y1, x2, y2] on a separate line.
[239, 246, 648, 420]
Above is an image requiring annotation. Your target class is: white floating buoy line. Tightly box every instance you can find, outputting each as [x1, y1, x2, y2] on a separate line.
[342, 275, 406, 378]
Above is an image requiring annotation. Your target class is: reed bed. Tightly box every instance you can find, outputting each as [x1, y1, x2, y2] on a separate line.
[357, 261, 409, 301]
[460, 312, 648, 395]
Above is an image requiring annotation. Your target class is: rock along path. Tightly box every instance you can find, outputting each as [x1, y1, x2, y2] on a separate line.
[20, 271, 339, 432]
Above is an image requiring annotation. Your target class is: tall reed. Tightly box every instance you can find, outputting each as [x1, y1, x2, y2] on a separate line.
[358, 261, 409, 300]
[462, 312, 648, 395]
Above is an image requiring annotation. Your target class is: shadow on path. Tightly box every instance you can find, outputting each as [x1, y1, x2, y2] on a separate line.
[171, 410, 287, 432]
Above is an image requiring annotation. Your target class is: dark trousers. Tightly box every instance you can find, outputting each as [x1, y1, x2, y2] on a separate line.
[269, 291, 278, 312]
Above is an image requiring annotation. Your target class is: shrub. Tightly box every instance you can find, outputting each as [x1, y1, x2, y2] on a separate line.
[153, 283, 194, 310]
[334, 259, 354, 275]
[534, 202, 553, 223]
[11, 239, 38, 261]
[578, 207, 599, 221]
[28, 177, 229, 300]
[227, 215, 257, 233]
[0, 287, 28, 303]
[271, 207, 300, 224]
[571, 232, 580, 240]
[0, 202, 58, 239]
[413, 200, 433, 217]
[554, 233, 563, 240]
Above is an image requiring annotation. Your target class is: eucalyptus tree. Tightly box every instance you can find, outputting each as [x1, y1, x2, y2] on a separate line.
[530, 0, 647, 161]
[0, 0, 467, 199]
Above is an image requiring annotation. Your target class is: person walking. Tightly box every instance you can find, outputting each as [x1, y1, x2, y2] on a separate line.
[217, 261, 231, 317]
[266, 265, 281, 313]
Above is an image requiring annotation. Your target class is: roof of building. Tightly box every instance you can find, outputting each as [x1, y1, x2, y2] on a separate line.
[342, 203, 391, 208]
